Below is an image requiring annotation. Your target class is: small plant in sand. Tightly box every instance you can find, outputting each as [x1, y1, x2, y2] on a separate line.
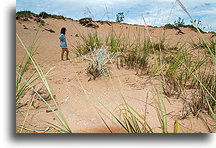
[82, 46, 119, 80]
[174, 17, 185, 27]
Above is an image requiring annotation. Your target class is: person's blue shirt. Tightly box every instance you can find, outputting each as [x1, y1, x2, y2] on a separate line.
[59, 33, 67, 48]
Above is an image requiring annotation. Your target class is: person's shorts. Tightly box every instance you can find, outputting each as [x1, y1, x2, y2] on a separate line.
[60, 42, 67, 48]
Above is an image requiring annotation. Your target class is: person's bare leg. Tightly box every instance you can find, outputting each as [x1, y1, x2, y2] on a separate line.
[65, 48, 69, 60]
[61, 48, 65, 60]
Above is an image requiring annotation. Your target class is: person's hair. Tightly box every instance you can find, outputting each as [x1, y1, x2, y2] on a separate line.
[60, 27, 66, 35]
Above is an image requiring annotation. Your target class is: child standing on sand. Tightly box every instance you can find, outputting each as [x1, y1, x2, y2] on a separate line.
[59, 27, 69, 61]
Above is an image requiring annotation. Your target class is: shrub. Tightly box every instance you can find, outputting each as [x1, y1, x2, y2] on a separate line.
[34, 18, 46, 26]
[79, 18, 99, 28]
[45, 28, 55, 33]
[39, 11, 51, 18]
[51, 14, 65, 20]
[164, 24, 178, 29]
[79, 18, 93, 25]
[16, 11, 35, 20]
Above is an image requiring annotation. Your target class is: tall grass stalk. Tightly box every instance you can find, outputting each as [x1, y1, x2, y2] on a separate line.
[177, 0, 215, 63]
[16, 30, 39, 102]
[16, 71, 38, 102]
[177, 0, 216, 127]
[16, 33, 72, 133]
[154, 84, 168, 133]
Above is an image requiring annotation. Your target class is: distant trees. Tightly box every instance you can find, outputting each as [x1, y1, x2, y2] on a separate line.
[116, 12, 124, 23]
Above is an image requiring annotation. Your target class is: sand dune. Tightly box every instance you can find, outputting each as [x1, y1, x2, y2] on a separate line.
[16, 16, 215, 133]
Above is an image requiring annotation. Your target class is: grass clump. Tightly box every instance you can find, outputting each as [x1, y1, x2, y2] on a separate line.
[34, 17, 46, 26]
[74, 32, 101, 56]
[123, 38, 152, 72]
[100, 101, 153, 133]
[164, 50, 206, 97]
[82, 46, 119, 80]
[106, 31, 122, 53]
[152, 37, 166, 51]
[188, 73, 216, 117]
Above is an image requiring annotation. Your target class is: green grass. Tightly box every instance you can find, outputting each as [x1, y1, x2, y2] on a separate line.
[177, 0, 216, 127]
[100, 101, 153, 133]
[16, 28, 39, 103]
[74, 31, 101, 56]
[164, 50, 206, 94]
[155, 84, 168, 133]
[106, 30, 122, 53]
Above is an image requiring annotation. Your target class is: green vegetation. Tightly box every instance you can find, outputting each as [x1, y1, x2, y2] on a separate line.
[16, 11, 35, 19]
[45, 28, 55, 33]
[16, 11, 66, 20]
[16, 29, 39, 103]
[116, 12, 124, 23]
[174, 17, 185, 27]
[100, 85, 179, 133]
[73, 31, 101, 56]
[39, 11, 50, 18]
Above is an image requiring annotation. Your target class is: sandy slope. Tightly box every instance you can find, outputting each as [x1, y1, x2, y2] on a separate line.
[16, 17, 215, 133]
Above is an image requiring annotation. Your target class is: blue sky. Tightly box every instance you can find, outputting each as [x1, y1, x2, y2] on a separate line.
[16, 0, 216, 32]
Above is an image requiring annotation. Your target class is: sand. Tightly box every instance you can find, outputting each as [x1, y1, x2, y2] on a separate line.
[16, 17, 215, 133]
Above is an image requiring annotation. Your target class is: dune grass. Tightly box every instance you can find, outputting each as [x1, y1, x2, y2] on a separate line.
[72, 12, 215, 132]
[176, 0, 215, 129]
